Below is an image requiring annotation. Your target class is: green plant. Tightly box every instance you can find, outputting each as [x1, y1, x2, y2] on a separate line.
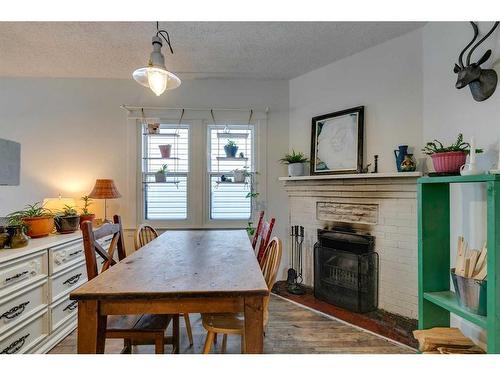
[279, 150, 309, 164]
[422, 133, 483, 155]
[225, 140, 237, 148]
[58, 205, 78, 217]
[245, 192, 260, 199]
[7, 202, 53, 226]
[81, 195, 93, 215]
[157, 164, 168, 173]
[246, 222, 256, 236]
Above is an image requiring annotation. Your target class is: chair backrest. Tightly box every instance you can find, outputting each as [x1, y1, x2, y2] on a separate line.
[81, 215, 126, 280]
[260, 237, 282, 325]
[255, 217, 276, 263]
[134, 224, 159, 250]
[251, 211, 265, 249]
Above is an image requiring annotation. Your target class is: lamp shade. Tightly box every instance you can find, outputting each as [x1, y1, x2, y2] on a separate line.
[88, 179, 121, 199]
[43, 197, 77, 213]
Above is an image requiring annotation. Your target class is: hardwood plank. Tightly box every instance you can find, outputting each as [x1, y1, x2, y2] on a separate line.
[71, 230, 268, 301]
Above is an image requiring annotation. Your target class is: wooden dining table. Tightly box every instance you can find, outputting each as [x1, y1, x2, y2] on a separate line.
[70, 229, 269, 354]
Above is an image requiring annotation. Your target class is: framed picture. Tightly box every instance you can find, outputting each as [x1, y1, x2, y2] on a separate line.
[310, 106, 364, 175]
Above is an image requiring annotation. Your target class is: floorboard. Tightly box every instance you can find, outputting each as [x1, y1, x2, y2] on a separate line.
[48, 295, 414, 354]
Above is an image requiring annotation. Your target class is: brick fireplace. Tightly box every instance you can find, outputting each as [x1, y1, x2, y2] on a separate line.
[279, 172, 420, 319]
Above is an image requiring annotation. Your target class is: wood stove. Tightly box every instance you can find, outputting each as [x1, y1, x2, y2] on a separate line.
[314, 228, 379, 313]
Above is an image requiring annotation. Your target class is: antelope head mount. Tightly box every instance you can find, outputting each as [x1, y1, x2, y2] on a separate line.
[454, 21, 499, 102]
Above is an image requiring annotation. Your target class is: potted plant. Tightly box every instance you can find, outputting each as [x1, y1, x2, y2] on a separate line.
[422, 134, 483, 174]
[233, 169, 246, 183]
[4, 215, 29, 248]
[79, 195, 95, 227]
[280, 150, 309, 177]
[155, 164, 168, 182]
[7, 202, 54, 238]
[54, 205, 80, 234]
[224, 140, 238, 158]
[158, 144, 172, 158]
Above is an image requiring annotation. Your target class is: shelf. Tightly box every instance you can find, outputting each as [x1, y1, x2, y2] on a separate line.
[216, 132, 248, 139]
[143, 181, 180, 184]
[215, 181, 248, 185]
[423, 291, 487, 329]
[418, 174, 500, 184]
[142, 133, 180, 137]
[279, 172, 422, 181]
[143, 157, 180, 160]
[216, 157, 248, 161]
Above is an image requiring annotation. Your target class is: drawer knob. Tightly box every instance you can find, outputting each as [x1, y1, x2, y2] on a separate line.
[63, 301, 78, 312]
[0, 301, 30, 320]
[63, 273, 82, 285]
[1, 333, 30, 354]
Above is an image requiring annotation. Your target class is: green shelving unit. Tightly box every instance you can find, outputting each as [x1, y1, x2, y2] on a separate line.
[418, 174, 500, 353]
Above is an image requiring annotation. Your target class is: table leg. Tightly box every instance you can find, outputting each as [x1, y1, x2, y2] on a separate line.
[243, 296, 264, 354]
[77, 300, 107, 354]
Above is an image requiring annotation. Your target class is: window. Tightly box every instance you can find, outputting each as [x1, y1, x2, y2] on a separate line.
[141, 124, 189, 220]
[208, 125, 254, 220]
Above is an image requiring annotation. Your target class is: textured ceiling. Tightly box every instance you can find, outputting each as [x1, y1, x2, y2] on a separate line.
[0, 22, 425, 80]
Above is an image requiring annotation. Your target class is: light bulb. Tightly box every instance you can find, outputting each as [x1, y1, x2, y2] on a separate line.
[147, 67, 168, 96]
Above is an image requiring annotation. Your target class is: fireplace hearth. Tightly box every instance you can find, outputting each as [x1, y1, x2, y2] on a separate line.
[314, 228, 379, 313]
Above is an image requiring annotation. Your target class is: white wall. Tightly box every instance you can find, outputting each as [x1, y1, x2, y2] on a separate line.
[289, 29, 423, 173]
[0, 77, 289, 246]
[423, 22, 500, 347]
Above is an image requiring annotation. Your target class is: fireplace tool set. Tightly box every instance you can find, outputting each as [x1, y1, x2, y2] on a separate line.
[287, 225, 305, 295]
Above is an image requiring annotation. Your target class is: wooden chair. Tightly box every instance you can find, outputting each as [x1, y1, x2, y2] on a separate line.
[251, 211, 265, 249]
[81, 215, 180, 354]
[134, 224, 159, 250]
[134, 223, 194, 347]
[255, 217, 276, 264]
[201, 237, 283, 354]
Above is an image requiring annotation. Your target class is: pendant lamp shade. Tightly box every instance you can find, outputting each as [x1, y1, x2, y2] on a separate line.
[133, 35, 181, 96]
[88, 179, 121, 199]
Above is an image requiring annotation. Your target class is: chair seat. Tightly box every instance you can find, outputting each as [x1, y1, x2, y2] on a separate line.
[202, 313, 244, 334]
[107, 314, 172, 333]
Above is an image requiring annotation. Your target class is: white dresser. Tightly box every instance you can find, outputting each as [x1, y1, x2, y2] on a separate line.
[0, 233, 111, 354]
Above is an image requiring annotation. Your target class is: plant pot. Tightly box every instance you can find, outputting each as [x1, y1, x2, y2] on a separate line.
[6, 225, 29, 248]
[288, 163, 305, 177]
[158, 144, 172, 158]
[233, 169, 246, 183]
[155, 171, 166, 183]
[55, 215, 81, 234]
[431, 151, 467, 174]
[224, 144, 238, 158]
[22, 216, 54, 238]
[0, 232, 9, 249]
[79, 214, 95, 229]
[147, 123, 160, 134]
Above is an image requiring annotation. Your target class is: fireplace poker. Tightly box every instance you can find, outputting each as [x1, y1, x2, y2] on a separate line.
[287, 225, 297, 284]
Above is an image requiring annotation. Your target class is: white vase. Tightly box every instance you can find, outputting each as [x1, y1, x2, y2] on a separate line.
[233, 169, 246, 183]
[288, 163, 304, 177]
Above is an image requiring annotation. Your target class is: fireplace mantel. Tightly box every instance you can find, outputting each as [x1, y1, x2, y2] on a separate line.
[279, 172, 421, 182]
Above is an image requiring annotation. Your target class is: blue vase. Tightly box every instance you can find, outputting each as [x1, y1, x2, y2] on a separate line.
[224, 144, 238, 158]
[394, 145, 408, 172]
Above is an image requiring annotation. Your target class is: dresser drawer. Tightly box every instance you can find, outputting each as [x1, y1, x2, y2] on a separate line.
[0, 309, 49, 354]
[50, 294, 78, 332]
[0, 279, 48, 335]
[49, 262, 87, 303]
[49, 239, 84, 275]
[0, 251, 47, 298]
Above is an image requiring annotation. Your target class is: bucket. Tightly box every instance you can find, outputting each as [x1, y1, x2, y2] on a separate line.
[450, 268, 487, 316]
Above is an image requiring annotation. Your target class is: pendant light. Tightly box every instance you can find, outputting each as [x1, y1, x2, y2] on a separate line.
[133, 22, 181, 96]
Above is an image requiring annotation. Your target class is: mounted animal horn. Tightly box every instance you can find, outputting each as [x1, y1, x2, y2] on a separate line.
[453, 21, 500, 102]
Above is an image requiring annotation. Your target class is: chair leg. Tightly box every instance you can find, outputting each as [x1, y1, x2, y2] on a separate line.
[184, 314, 193, 347]
[202, 331, 215, 354]
[214, 333, 218, 344]
[173, 314, 180, 354]
[240, 334, 245, 354]
[155, 335, 165, 354]
[121, 339, 132, 354]
[221, 334, 227, 354]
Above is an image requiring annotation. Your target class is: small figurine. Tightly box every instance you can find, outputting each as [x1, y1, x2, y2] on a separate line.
[239, 152, 245, 158]
[361, 163, 372, 173]
[400, 154, 416, 172]
[221, 175, 227, 182]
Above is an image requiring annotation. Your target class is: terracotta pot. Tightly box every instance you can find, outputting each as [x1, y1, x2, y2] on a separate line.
[158, 144, 172, 158]
[79, 214, 95, 229]
[22, 216, 54, 238]
[430, 151, 467, 174]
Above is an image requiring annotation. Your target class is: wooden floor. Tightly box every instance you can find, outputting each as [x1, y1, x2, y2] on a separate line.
[49, 295, 414, 354]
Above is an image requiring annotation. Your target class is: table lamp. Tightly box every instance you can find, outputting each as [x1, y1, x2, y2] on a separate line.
[88, 179, 121, 222]
[43, 196, 77, 214]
